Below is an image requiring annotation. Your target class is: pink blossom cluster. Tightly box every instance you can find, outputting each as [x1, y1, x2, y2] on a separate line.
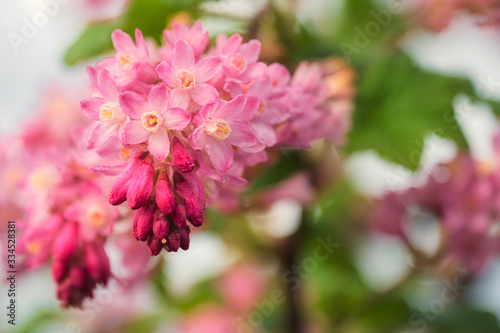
[412, 0, 500, 32]
[81, 21, 349, 257]
[371, 133, 500, 272]
[0, 89, 130, 308]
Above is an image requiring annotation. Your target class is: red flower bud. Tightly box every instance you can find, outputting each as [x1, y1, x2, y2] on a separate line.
[133, 202, 155, 242]
[179, 225, 191, 251]
[69, 266, 86, 288]
[53, 223, 79, 261]
[172, 136, 195, 173]
[127, 155, 155, 210]
[175, 175, 205, 227]
[165, 231, 180, 252]
[109, 152, 145, 205]
[52, 260, 67, 283]
[153, 214, 169, 240]
[170, 202, 187, 228]
[147, 235, 163, 256]
[155, 170, 175, 215]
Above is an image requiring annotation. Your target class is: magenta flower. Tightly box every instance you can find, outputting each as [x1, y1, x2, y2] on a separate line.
[190, 95, 260, 171]
[120, 84, 191, 160]
[156, 40, 223, 106]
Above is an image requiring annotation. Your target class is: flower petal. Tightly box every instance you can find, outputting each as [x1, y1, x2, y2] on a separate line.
[172, 40, 195, 71]
[194, 56, 223, 82]
[156, 60, 177, 87]
[97, 70, 119, 101]
[239, 40, 261, 63]
[190, 126, 208, 150]
[190, 83, 218, 105]
[86, 121, 121, 150]
[111, 29, 135, 53]
[119, 91, 148, 119]
[148, 84, 169, 115]
[148, 129, 170, 160]
[226, 122, 257, 148]
[216, 94, 258, 121]
[169, 89, 190, 109]
[206, 140, 233, 172]
[80, 97, 104, 120]
[163, 108, 191, 130]
[123, 120, 150, 144]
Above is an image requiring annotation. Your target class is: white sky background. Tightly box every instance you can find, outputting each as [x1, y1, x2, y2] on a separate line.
[2, 0, 500, 330]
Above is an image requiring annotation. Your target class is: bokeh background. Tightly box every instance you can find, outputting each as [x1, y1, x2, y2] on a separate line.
[2, 0, 500, 332]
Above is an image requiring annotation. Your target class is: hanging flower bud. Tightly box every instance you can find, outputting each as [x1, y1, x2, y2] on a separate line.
[109, 152, 146, 205]
[69, 266, 86, 288]
[179, 225, 191, 251]
[127, 155, 155, 210]
[153, 214, 169, 240]
[175, 174, 204, 227]
[155, 169, 175, 215]
[53, 223, 79, 261]
[170, 202, 187, 228]
[165, 230, 181, 252]
[147, 235, 163, 256]
[172, 136, 195, 173]
[52, 260, 67, 283]
[133, 202, 155, 241]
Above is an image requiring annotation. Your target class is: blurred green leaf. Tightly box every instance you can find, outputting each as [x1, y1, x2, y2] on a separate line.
[64, 20, 123, 65]
[346, 54, 470, 171]
[427, 305, 500, 333]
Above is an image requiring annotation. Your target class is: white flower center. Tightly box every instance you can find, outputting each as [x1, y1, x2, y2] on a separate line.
[116, 52, 135, 71]
[205, 119, 232, 140]
[176, 69, 196, 89]
[99, 102, 124, 122]
[141, 111, 164, 132]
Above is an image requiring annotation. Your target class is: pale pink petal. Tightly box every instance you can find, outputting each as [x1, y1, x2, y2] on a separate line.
[246, 78, 272, 100]
[190, 126, 208, 150]
[206, 140, 234, 172]
[226, 122, 257, 147]
[190, 83, 218, 105]
[123, 120, 150, 144]
[111, 29, 135, 53]
[194, 56, 223, 82]
[239, 40, 261, 63]
[119, 91, 149, 119]
[169, 89, 190, 109]
[98, 69, 119, 100]
[172, 40, 195, 71]
[198, 101, 220, 121]
[268, 63, 291, 86]
[156, 61, 177, 87]
[134, 29, 149, 58]
[80, 97, 104, 120]
[163, 108, 191, 130]
[250, 122, 277, 147]
[148, 129, 170, 160]
[216, 95, 258, 121]
[86, 121, 121, 149]
[223, 81, 243, 99]
[221, 34, 242, 55]
[148, 84, 169, 115]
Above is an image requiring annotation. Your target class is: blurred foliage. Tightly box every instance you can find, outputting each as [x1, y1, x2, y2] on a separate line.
[58, 0, 500, 332]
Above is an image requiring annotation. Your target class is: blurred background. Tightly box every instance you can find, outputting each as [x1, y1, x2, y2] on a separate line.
[2, 0, 500, 332]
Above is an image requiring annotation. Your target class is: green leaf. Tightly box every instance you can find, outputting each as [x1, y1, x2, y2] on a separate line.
[427, 305, 500, 333]
[345, 54, 469, 171]
[244, 150, 304, 196]
[64, 20, 123, 65]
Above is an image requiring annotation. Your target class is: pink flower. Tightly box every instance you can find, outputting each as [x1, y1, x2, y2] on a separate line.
[190, 95, 260, 171]
[156, 40, 223, 106]
[96, 29, 157, 91]
[121, 84, 191, 160]
[81, 70, 127, 149]
[162, 20, 209, 59]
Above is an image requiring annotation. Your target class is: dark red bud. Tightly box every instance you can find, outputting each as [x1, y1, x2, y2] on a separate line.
[127, 155, 155, 210]
[53, 223, 79, 261]
[155, 170, 175, 215]
[153, 214, 169, 240]
[165, 231, 180, 252]
[172, 136, 195, 173]
[109, 153, 145, 205]
[133, 203, 155, 242]
[52, 260, 67, 283]
[147, 235, 163, 256]
[179, 225, 191, 251]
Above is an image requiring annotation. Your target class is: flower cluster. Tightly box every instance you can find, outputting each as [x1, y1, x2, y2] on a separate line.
[411, 0, 500, 32]
[81, 21, 349, 256]
[0, 88, 129, 308]
[371, 133, 500, 272]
